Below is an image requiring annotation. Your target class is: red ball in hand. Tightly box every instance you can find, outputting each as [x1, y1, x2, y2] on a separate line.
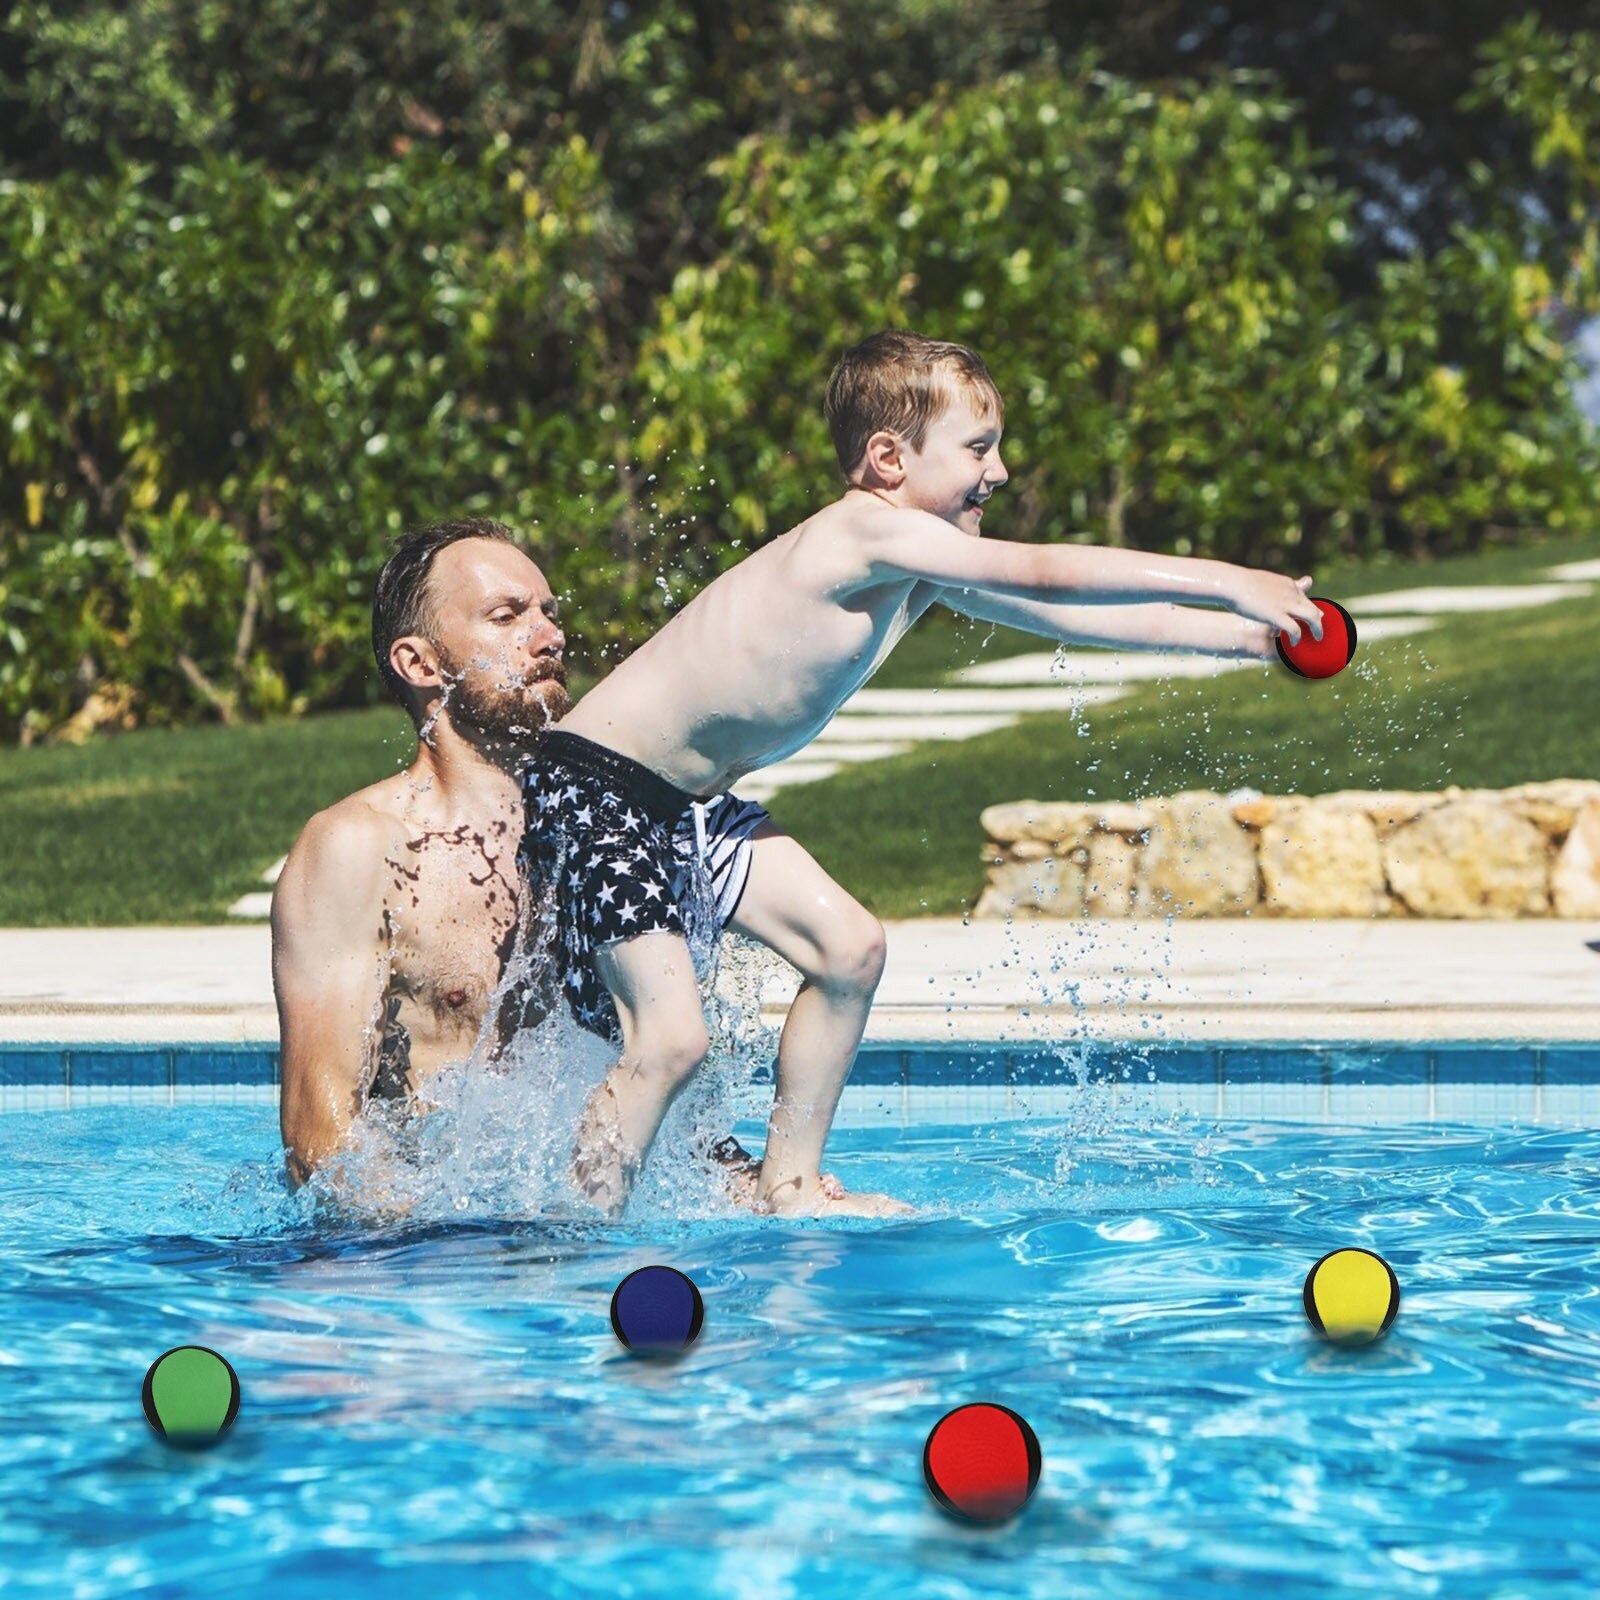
[1276, 597, 1357, 680]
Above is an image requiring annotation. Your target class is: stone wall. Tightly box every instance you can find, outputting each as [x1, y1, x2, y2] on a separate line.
[976, 780, 1600, 919]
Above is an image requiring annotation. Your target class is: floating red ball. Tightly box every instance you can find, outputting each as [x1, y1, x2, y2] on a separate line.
[922, 1402, 1041, 1523]
[1276, 597, 1358, 680]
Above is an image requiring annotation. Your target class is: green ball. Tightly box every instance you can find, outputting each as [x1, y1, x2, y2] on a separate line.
[141, 1346, 240, 1449]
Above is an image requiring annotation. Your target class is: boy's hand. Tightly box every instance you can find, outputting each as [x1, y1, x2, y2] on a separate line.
[1229, 572, 1323, 646]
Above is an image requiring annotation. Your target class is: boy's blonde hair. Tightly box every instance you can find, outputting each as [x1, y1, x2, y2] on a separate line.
[824, 329, 1004, 477]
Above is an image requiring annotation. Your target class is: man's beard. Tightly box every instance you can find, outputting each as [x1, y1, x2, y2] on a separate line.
[437, 651, 571, 743]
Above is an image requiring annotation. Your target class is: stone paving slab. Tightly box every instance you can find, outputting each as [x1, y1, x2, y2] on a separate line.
[846, 686, 1124, 714]
[845, 919, 1600, 1045]
[954, 652, 1244, 686]
[798, 712, 1019, 743]
[1547, 559, 1600, 581]
[784, 739, 908, 764]
[734, 761, 843, 801]
[3, 920, 1595, 1047]
[1352, 582, 1591, 613]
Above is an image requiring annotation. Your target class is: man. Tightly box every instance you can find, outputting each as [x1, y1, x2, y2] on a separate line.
[273, 519, 572, 1189]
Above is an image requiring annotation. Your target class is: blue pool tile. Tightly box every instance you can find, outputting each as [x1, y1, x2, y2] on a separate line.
[70, 1050, 169, 1088]
[5, 1040, 1598, 1103]
[906, 1048, 1007, 1086]
[1148, 1046, 1219, 1085]
[1327, 1047, 1432, 1086]
[1220, 1047, 1327, 1085]
[1433, 1045, 1536, 1086]
[0, 1050, 67, 1087]
[1540, 1045, 1600, 1086]
[0, 1083, 69, 1111]
[1003, 1048, 1062, 1085]
[848, 1049, 905, 1087]
[1077, 1046, 1154, 1087]
[173, 1049, 278, 1087]
[1007, 1046, 1115, 1085]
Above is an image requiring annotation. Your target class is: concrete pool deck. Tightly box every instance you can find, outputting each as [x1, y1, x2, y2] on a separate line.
[1, 919, 1596, 1046]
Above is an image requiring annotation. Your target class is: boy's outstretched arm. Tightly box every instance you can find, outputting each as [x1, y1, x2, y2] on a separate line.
[859, 507, 1323, 645]
[938, 586, 1278, 661]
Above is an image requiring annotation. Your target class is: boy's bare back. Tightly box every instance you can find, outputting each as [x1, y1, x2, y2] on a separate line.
[560, 491, 940, 795]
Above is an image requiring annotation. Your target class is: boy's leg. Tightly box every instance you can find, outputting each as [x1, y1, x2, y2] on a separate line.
[727, 824, 909, 1215]
[574, 930, 711, 1217]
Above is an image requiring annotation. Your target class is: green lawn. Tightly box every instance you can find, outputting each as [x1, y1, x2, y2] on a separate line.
[3, 530, 1598, 924]
[774, 531, 1600, 915]
[0, 709, 415, 924]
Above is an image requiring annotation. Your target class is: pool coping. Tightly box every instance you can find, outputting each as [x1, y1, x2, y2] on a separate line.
[1, 919, 1597, 1050]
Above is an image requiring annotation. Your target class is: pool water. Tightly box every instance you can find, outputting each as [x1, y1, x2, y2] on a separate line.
[5, 1104, 1600, 1598]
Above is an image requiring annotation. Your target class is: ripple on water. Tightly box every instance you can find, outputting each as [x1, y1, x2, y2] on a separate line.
[7, 1110, 1600, 1596]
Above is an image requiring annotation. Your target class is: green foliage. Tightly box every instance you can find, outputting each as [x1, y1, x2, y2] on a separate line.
[634, 66, 1597, 584]
[1362, 233, 1594, 548]
[0, 136, 631, 735]
[1, 1, 1051, 177]
[1469, 14, 1600, 312]
[1, 7, 1597, 742]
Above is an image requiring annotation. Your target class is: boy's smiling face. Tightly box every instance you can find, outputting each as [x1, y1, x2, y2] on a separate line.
[903, 391, 1008, 534]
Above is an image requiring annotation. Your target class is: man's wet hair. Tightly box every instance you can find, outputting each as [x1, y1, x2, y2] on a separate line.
[824, 329, 1004, 478]
[371, 518, 518, 718]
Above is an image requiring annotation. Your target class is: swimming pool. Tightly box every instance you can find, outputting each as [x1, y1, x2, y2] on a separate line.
[5, 1042, 1599, 1598]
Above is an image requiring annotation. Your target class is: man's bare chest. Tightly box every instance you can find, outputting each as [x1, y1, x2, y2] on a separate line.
[380, 825, 523, 1030]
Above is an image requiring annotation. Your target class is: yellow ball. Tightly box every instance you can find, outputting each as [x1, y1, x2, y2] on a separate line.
[1302, 1247, 1400, 1345]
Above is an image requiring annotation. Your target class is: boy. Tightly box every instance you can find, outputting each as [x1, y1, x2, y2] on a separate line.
[521, 329, 1324, 1219]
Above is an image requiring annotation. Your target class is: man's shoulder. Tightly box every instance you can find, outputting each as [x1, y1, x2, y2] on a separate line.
[275, 786, 400, 930]
[293, 785, 400, 862]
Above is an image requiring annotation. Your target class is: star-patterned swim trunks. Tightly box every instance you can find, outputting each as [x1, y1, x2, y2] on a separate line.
[519, 730, 770, 1044]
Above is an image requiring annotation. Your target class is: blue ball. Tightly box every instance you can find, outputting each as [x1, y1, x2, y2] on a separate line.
[609, 1265, 704, 1354]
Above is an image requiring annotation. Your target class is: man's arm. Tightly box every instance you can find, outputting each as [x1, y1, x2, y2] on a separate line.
[272, 807, 389, 1190]
[938, 586, 1274, 660]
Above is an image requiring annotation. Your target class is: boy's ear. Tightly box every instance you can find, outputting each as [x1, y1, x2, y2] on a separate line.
[860, 428, 907, 487]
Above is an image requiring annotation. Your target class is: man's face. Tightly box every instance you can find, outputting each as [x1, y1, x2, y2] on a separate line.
[423, 540, 570, 740]
[903, 391, 1008, 535]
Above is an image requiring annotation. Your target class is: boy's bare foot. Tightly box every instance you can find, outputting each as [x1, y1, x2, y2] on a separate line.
[719, 1157, 764, 1210]
[712, 1153, 848, 1214]
[814, 1186, 915, 1218]
[759, 1174, 915, 1218]
[701, 1141, 910, 1217]
[570, 1080, 635, 1219]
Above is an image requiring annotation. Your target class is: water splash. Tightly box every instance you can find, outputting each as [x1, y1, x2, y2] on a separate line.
[280, 819, 774, 1231]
